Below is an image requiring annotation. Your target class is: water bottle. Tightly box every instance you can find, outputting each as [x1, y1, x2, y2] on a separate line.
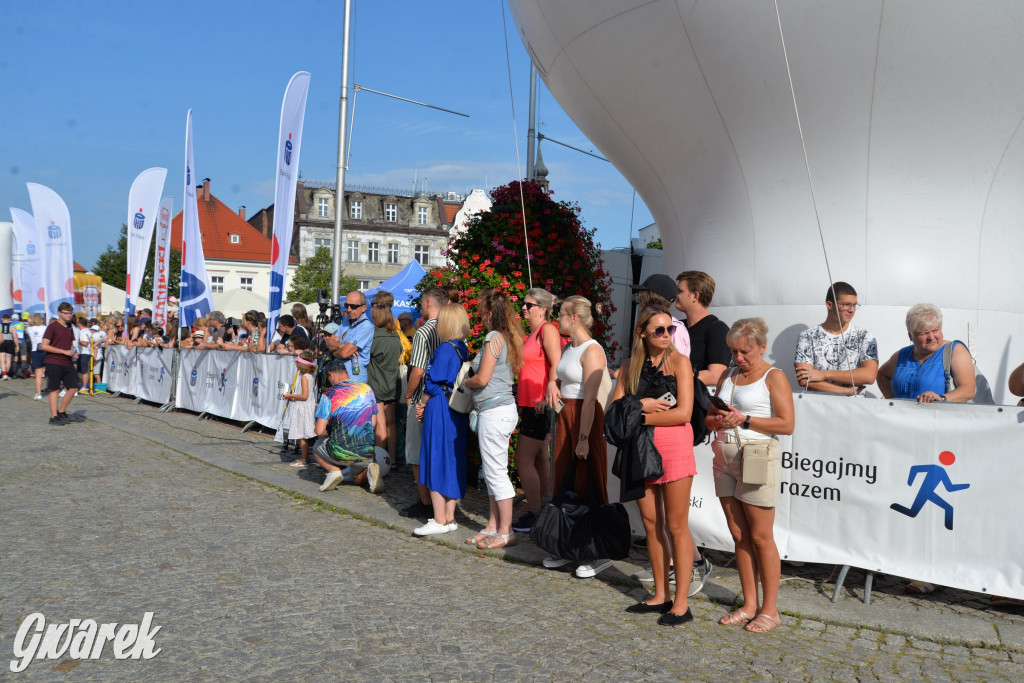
[352, 359, 360, 376]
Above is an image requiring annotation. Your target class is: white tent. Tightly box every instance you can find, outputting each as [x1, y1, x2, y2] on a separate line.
[101, 281, 151, 315]
[212, 288, 269, 319]
[510, 1, 1024, 402]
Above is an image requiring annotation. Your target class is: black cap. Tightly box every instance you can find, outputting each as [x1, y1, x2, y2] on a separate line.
[631, 274, 678, 303]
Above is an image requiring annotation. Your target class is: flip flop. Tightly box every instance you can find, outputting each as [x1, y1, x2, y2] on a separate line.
[719, 609, 754, 626]
[905, 580, 937, 595]
[744, 613, 782, 633]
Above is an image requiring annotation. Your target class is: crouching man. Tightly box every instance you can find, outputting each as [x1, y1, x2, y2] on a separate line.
[313, 358, 385, 494]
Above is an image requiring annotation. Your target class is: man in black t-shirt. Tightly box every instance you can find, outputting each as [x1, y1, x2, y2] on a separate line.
[673, 270, 731, 596]
[38, 302, 83, 425]
[674, 271, 731, 387]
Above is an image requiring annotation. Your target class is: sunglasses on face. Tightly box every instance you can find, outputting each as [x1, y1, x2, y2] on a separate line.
[650, 325, 677, 338]
[345, 303, 364, 310]
[522, 302, 543, 311]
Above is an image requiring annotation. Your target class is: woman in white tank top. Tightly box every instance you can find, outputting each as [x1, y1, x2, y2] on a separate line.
[706, 318, 794, 634]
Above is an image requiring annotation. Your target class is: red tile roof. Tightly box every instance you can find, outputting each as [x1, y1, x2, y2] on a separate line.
[443, 203, 460, 223]
[170, 184, 297, 263]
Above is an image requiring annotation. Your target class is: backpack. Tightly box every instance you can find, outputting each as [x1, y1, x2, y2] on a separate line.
[691, 376, 712, 446]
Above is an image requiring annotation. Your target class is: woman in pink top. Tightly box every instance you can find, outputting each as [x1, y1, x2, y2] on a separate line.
[510, 288, 563, 534]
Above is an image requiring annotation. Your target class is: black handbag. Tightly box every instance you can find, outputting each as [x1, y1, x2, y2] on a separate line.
[529, 457, 632, 562]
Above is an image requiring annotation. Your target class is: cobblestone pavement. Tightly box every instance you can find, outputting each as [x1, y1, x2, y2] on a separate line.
[1, 385, 1022, 680]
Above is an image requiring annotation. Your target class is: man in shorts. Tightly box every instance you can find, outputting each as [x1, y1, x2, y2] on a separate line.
[38, 303, 83, 425]
[76, 315, 94, 387]
[0, 312, 19, 380]
[312, 359, 383, 494]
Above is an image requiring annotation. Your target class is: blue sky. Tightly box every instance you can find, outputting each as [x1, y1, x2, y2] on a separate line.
[0, 0, 653, 270]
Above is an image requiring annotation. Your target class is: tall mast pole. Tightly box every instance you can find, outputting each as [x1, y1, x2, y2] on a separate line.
[526, 63, 537, 180]
[331, 0, 352, 305]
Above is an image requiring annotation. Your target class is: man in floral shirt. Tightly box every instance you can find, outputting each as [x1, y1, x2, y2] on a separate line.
[794, 282, 878, 395]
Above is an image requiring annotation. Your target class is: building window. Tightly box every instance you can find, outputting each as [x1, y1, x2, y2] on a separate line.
[211, 276, 224, 294]
[414, 245, 429, 266]
[317, 197, 329, 218]
[385, 203, 397, 222]
[367, 242, 380, 263]
[314, 237, 332, 250]
[358, 280, 371, 291]
[239, 277, 253, 291]
[230, 234, 240, 244]
[347, 240, 359, 261]
[417, 206, 428, 225]
[387, 243, 399, 264]
[350, 200, 362, 220]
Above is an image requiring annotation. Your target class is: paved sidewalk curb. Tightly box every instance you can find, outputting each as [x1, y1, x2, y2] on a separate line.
[10, 382, 1022, 653]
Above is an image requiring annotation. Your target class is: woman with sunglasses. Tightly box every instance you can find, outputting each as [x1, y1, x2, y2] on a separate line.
[510, 288, 562, 534]
[543, 295, 611, 579]
[609, 305, 697, 625]
[706, 318, 794, 634]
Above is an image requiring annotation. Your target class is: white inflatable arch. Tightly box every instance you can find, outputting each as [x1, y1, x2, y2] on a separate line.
[509, 0, 1024, 402]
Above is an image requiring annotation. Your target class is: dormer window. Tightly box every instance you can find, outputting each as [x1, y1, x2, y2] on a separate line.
[230, 234, 240, 244]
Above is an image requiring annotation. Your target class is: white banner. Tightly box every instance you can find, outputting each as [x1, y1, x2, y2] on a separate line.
[125, 168, 167, 316]
[175, 349, 295, 428]
[0, 221, 12, 316]
[102, 345, 176, 405]
[267, 71, 311, 336]
[179, 110, 214, 327]
[152, 196, 174, 329]
[685, 393, 1024, 600]
[103, 345, 137, 395]
[25, 183, 73, 318]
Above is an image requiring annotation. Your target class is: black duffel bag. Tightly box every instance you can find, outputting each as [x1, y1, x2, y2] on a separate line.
[530, 457, 631, 562]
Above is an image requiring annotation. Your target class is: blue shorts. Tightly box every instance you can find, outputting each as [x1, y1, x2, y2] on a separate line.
[31, 351, 46, 369]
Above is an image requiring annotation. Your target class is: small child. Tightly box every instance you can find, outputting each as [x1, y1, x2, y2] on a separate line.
[282, 351, 318, 467]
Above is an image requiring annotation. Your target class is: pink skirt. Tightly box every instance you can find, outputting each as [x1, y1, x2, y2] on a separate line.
[646, 423, 696, 485]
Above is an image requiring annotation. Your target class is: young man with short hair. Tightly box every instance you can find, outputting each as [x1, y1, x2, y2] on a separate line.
[672, 270, 731, 596]
[38, 303, 83, 424]
[674, 271, 731, 387]
[794, 282, 878, 394]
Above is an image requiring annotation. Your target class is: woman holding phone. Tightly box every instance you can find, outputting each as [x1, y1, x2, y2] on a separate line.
[706, 318, 794, 634]
[608, 305, 697, 626]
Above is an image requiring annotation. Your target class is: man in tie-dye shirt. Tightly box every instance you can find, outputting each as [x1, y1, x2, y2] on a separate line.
[313, 359, 383, 494]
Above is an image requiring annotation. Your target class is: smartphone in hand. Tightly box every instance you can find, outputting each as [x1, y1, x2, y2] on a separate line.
[710, 395, 731, 412]
[553, 398, 565, 414]
[658, 391, 677, 407]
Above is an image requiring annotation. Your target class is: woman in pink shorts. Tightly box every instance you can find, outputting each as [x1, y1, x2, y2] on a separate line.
[608, 305, 696, 626]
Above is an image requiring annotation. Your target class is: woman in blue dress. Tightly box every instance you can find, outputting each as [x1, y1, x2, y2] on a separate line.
[413, 303, 470, 536]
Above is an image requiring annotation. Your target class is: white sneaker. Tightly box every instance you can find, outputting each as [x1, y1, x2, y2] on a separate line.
[413, 519, 453, 536]
[543, 556, 572, 569]
[319, 470, 344, 492]
[575, 560, 613, 578]
[446, 521, 458, 532]
[1, 375, 8, 380]
[34, 394, 42, 400]
[366, 462, 385, 493]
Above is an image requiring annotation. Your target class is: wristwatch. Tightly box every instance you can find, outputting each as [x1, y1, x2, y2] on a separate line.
[742, 415, 751, 430]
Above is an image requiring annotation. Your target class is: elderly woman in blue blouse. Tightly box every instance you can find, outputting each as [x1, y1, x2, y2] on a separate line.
[877, 303, 976, 404]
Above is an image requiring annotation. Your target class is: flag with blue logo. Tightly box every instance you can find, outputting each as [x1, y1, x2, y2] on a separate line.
[179, 109, 214, 327]
[124, 167, 167, 316]
[9, 207, 45, 316]
[267, 72, 311, 337]
[25, 183, 73, 317]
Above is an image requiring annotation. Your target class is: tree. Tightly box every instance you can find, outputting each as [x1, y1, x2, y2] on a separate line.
[418, 179, 619, 357]
[286, 246, 359, 303]
[93, 224, 181, 301]
[645, 237, 663, 249]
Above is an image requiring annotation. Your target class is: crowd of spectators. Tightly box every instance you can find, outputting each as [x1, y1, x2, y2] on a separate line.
[9, 266, 1024, 626]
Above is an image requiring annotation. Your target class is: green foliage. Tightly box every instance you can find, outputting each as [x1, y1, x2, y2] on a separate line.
[645, 237, 663, 249]
[418, 180, 619, 357]
[287, 246, 359, 303]
[93, 224, 181, 301]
